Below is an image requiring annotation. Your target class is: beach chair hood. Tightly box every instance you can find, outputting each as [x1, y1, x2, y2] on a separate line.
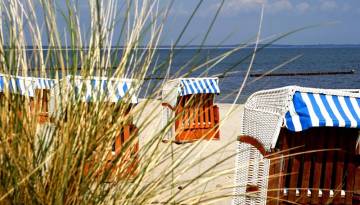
[0, 74, 55, 97]
[243, 86, 360, 150]
[162, 77, 220, 108]
[59, 75, 138, 104]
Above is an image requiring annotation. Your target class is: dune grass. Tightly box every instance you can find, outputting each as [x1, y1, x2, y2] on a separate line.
[0, 1, 244, 204]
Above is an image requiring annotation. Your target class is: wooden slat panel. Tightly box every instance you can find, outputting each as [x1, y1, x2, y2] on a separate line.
[194, 104, 199, 128]
[333, 135, 345, 205]
[299, 133, 312, 204]
[267, 153, 282, 205]
[311, 130, 324, 204]
[189, 104, 194, 129]
[204, 102, 209, 128]
[199, 102, 204, 128]
[355, 167, 360, 203]
[288, 133, 301, 203]
[345, 129, 357, 205]
[279, 130, 290, 204]
[322, 129, 335, 204]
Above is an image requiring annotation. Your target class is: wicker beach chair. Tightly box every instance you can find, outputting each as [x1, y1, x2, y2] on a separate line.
[233, 86, 360, 205]
[161, 77, 220, 143]
[0, 74, 54, 124]
[51, 75, 139, 179]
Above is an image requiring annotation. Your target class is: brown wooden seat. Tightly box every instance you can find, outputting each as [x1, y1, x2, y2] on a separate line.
[84, 104, 139, 180]
[239, 127, 360, 205]
[30, 89, 50, 124]
[163, 93, 220, 143]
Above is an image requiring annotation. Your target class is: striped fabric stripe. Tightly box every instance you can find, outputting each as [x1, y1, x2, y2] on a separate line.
[68, 77, 137, 103]
[285, 91, 360, 132]
[179, 78, 220, 96]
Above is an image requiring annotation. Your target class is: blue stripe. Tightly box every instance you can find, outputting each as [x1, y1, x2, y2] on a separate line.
[192, 80, 201, 93]
[344, 96, 360, 124]
[15, 79, 21, 93]
[211, 79, 219, 93]
[293, 92, 312, 130]
[308, 93, 326, 126]
[285, 111, 295, 131]
[320, 94, 339, 126]
[0, 76, 3, 91]
[204, 79, 213, 93]
[121, 82, 128, 100]
[332, 96, 351, 128]
[197, 80, 207, 93]
[186, 80, 195, 95]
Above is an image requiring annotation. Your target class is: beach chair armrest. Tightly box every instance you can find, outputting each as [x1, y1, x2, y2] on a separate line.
[237, 135, 270, 157]
[161, 102, 176, 111]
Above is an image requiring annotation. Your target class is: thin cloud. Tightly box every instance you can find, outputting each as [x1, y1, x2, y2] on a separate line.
[295, 2, 310, 13]
[320, 1, 338, 11]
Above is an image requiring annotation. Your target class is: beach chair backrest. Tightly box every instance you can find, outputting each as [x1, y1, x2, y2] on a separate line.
[233, 86, 360, 205]
[162, 78, 220, 142]
[175, 93, 220, 142]
[268, 128, 359, 205]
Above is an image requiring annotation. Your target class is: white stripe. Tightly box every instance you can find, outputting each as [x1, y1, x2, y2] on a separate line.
[188, 80, 199, 94]
[211, 79, 220, 93]
[326, 95, 346, 127]
[338, 96, 357, 128]
[108, 80, 115, 102]
[350, 97, 360, 119]
[206, 79, 215, 93]
[86, 80, 92, 101]
[19, 79, 26, 95]
[182, 80, 192, 95]
[289, 101, 302, 131]
[193, 80, 204, 94]
[301, 93, 319, 127]
[119, 82, 126, 96]
[199, 79, 210, 93]
[313, 94, 333, 126]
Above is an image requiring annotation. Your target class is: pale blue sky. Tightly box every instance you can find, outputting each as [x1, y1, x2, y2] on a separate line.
[52, 0, 360, 46]
[162, 0, 360, 45]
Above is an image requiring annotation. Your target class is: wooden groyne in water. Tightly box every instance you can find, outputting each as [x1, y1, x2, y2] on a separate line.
[250, 69, 356, 77]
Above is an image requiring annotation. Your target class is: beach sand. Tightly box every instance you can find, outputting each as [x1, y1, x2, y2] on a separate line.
[135, 99, 244, 204]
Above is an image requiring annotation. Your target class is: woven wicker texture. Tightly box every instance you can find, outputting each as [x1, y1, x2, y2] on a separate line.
[232, 86, 360, 205]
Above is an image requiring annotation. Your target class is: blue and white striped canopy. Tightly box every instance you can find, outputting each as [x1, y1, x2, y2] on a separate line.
[285, 91, 360, 132]
[33, 78, 55, 89]
[179, 78, 220, 96]
[66, 76, 137, 103]
[0, 75, 55, 97]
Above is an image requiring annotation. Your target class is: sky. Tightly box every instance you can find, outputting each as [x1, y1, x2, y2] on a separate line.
[161, 0, 360, 45]
[34, 0, 360, 46]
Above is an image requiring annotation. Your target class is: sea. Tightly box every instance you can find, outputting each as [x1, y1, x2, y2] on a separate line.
[20, 46, 360, 103]
[148, 46, 360, 103]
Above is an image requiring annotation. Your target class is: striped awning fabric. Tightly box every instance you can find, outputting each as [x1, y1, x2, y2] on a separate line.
[0, 75, 55, 97]
[285, 91, 360, 132]
[0, 75, 34, 96]
[33, 78, 55, 89]
[179, 78, 220, 96]
[66, 76, 137, 103]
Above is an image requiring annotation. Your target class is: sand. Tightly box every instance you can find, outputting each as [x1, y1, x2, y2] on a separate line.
[135, 99, 244, 204]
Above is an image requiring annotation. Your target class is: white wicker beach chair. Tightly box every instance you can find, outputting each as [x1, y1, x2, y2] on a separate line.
[161, 77, 220, 143]
[233, 86, 360, 205]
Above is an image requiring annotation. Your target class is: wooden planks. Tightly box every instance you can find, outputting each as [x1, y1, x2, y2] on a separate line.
[174, 94, 220, 142]
[267, 128, 359, 205]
